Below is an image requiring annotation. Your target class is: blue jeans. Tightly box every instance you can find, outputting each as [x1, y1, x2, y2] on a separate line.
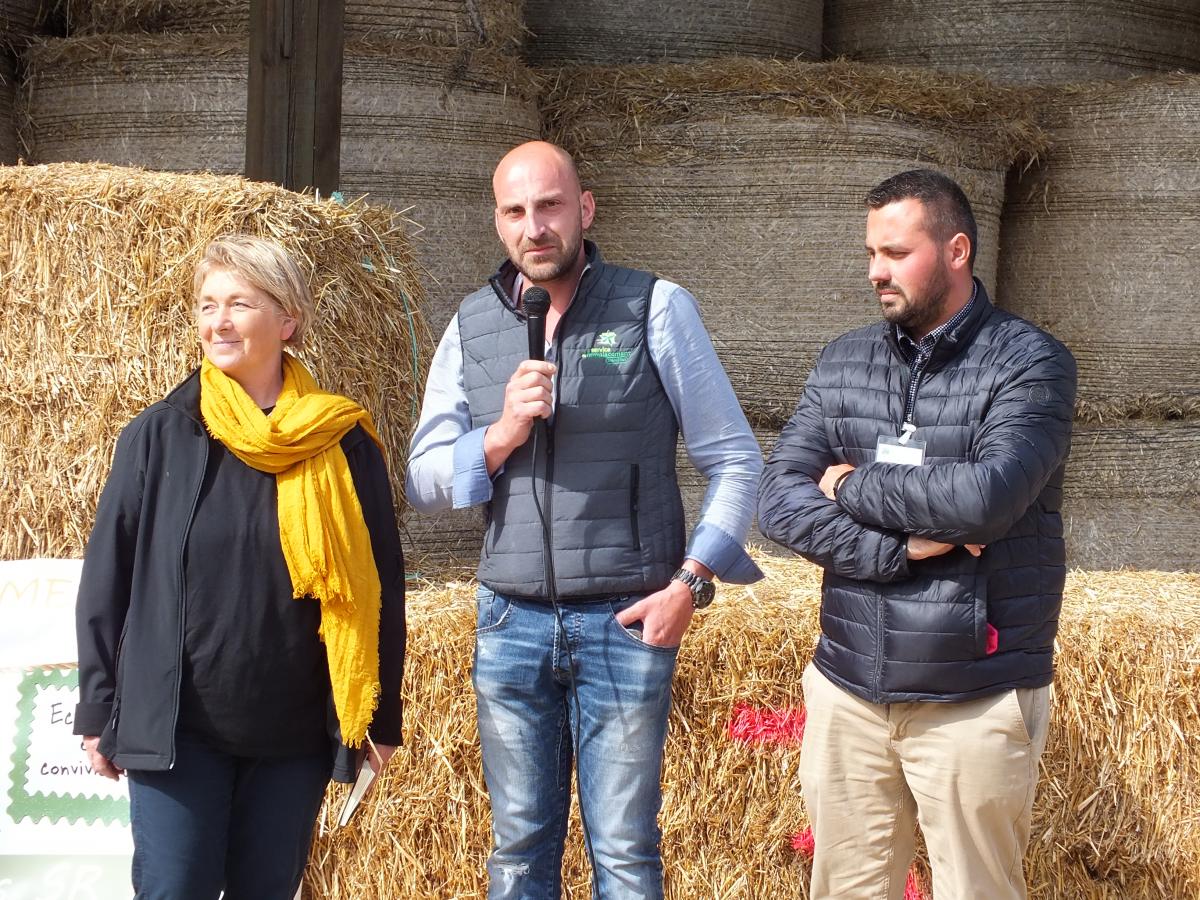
[127, 735, 332, 900]
[472, 587, 678, 900]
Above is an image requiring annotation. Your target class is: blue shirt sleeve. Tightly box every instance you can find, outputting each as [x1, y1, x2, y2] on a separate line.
[405, 317, 498, 512]
[648, 281, 764, 584]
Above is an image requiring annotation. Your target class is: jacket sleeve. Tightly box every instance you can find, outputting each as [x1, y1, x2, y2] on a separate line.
[835, 345, 1077, 546]
[74, 417, 148, 737]
[348, 431, 406, 747]
[758, 370, 911, 583]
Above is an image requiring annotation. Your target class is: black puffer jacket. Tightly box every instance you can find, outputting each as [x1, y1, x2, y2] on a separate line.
[759, 283, 1076, 702]
[74, 370, 406, 780]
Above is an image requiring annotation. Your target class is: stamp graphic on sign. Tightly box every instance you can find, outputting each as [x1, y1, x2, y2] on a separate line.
[7, 667, 128, 826]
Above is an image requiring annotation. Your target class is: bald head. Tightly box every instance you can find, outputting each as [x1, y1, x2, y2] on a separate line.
[492, 141, 595, 288]
[492, 141, 582, 197]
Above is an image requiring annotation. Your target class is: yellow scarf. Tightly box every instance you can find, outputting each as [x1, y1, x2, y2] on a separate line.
[199, 354, 382, 748]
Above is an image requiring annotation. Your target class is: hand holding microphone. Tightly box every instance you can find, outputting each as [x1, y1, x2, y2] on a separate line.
[483, 287, 556, 473]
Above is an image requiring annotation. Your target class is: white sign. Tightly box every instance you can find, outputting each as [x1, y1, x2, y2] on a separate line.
[0, 559, 132, 898]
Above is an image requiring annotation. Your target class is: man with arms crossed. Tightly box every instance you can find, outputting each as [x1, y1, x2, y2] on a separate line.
[406, 140, 763, 898]
[758, 169, 1076, 899]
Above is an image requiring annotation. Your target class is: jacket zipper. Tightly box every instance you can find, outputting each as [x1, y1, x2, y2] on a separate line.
[877, 351, 931, 697]
[168, 432, 208, 769]
[107, 620, 131, 735]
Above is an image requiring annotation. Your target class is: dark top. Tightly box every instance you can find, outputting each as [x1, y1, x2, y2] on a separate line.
[758, 280, 1077, 703]
[178, 434, 330, 757]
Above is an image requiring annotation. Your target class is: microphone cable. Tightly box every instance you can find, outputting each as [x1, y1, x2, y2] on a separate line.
[522, 287, 599, 880]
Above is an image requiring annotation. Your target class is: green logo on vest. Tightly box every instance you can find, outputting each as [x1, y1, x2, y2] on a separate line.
[583, 331, 634, 367]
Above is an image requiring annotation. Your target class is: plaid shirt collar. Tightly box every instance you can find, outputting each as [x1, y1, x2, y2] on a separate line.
[896, 279, 979, 360]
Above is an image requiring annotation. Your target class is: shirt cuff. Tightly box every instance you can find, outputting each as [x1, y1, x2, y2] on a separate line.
[685, 521, 764, 584]
[451, 425, 494, 509]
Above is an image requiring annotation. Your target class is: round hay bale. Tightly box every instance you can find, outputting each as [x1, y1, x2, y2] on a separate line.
[23, 35, 542, 335]
[1063, 421, 1200, 572]
[825, 0, 1200, 84]
[339, 41, 541, 334]
[306, 564, 1200, 898]
[0, 162, 430, 561]
[998, 76, 1200, 416]
[0, 53, 17, 163]
[22, 34, 248, 174]
[523, 0, 821, 65]
[680, 420, 1200, 572]
[1, 0, 41, 46]
[60, 0, 524, 50]
[544, 60, 1044, 425]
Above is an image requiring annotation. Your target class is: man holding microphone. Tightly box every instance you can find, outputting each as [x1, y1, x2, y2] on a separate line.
[406, 141, 762, 898]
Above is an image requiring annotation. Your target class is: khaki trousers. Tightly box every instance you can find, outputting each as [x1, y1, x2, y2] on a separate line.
[799, 663, 1050, 900]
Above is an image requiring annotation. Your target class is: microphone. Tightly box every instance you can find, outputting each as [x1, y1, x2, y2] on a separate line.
[522, 286, 552, 448]
[523, 286, 551, 362]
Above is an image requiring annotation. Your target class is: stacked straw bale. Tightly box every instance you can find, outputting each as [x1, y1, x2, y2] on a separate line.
[305, 556, 1200, 899]
[0, 162, 429, 561]
[675, 421, 1192, 572]
[1062, 421, 1200, 572]
[59, 0, 525, 50]
[999, 76, 1200, 415]
[1, 0, 41, 44]
[998, 76, 1200, 572]
[0, 53, 16, 163]
[523, 0, 821, 66]
[338, 41, 541, 333]
[21, 35, 248, 174]
[825, 0, 1200, 84]
[543, 59, 1044, 427]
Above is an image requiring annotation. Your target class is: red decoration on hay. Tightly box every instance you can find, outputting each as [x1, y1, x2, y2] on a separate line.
[904, 870, 929, 900]
[789, 827, 928, 900]
[790, 827, 815, 857]
[728, 703, 806, 746]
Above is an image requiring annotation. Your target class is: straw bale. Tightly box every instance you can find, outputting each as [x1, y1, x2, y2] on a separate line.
[523, 0, 821, 66]
[0, 53, 16, 163]
[678, 420, 1200, 572]
[998, 75, 1200, 416]
[60, 0, 525, 50]
[543, 60, 1041, 425]
[22, 34, 248, 174]
[22, 34, 541, 335]
[1, 0, 42, 45]
[338, 39, 541, 334]
[306, 559, 1200, 899]
[0, 161, 429, 561]
[825, 0, 1200, 85]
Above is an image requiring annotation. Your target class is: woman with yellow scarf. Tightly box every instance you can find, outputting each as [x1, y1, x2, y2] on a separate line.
[74, 236, 406, 899]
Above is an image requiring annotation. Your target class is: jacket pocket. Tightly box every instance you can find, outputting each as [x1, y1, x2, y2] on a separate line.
[973, 571, 990, 657]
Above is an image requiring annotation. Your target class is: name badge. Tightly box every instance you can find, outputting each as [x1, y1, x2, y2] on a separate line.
[876, 423, 926, 466]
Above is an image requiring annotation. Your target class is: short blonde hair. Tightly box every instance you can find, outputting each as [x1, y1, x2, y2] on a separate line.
[192, 235, 314, 348]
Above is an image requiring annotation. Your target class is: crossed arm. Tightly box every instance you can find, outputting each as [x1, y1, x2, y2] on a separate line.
[759, 349, 1076, 578]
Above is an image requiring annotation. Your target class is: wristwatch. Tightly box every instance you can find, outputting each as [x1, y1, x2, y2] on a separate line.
[672, 567, 716, 609]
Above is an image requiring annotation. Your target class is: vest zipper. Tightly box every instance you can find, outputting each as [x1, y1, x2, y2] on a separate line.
[542, 289, 577, 595]
[629, 463, 641, 550]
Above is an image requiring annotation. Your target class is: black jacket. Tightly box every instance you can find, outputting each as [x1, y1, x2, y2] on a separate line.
[758, 283, 1076, 702]
[74, 370, 406, 780]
